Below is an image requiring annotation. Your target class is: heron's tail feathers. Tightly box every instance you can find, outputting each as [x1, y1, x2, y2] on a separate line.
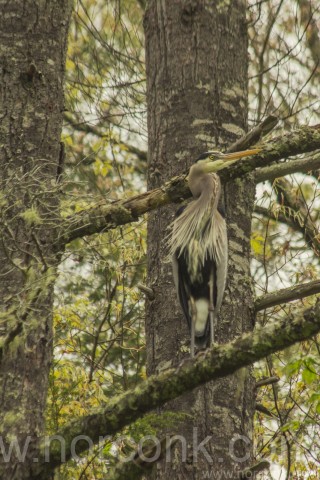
[192, 298, 212, 349]
[193, 298, 209, 336]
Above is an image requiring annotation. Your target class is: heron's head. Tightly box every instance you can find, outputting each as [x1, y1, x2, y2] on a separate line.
[195, 148, 260, 169]
[190, 148, 260, 176]
[188, 148, 260, 198]
[195, 151, 225, 163]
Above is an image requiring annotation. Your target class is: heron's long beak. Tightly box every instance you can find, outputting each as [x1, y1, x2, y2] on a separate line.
[220, 148, 261, 161]
[203, 148, 261, 174]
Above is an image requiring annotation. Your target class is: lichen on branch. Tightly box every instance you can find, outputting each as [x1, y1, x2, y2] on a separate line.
[60, 125, 320, 245]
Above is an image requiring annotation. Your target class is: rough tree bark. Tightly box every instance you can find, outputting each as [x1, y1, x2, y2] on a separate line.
[144, 1, 255, 477]
[0, 1, 72, 478]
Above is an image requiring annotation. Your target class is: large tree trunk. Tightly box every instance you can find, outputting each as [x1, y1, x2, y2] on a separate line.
[0, 1, 72, 478]
[144, 1, 255, 477]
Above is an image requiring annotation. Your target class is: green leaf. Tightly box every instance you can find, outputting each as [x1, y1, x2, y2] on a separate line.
[302, 367, 317, 384]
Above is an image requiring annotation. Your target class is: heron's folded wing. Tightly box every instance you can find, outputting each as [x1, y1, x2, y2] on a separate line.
[172, 251, 192, 330]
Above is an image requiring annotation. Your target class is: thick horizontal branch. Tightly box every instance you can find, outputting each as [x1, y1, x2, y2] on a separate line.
[255, 151, 320, 183]
[58, 174, 189, 243]
[255, 280, 320, 311]
[37, 301, 320, 474]
[59, 125, 320, 245]
[221, 124, 320, 179]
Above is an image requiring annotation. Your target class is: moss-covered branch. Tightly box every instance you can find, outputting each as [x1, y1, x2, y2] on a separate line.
[37, 301, 320, 474]
[255, 280, 320, 311]
[60, 125, 320, 245]
[255, 151, 320, 183]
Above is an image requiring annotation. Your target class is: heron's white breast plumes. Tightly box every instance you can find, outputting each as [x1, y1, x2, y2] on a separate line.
[167, 193, 227, 280]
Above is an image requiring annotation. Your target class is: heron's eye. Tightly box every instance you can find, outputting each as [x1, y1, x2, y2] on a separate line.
[209, 154, 216, 161]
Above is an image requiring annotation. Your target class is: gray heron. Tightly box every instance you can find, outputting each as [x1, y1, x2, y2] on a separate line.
[169, 148, 260, 356]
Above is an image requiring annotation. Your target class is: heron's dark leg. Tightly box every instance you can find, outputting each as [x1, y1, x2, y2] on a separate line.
[209, 270, 215, 345]
[191, 320, 195, 357]
[189, 298, 196, 357]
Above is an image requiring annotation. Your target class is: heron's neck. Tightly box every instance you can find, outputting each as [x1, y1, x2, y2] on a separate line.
[168, 173, 223, 260]
[192, 173, 220, 213]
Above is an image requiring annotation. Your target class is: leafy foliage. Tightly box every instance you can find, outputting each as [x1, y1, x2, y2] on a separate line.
[47, 0, 320, 478]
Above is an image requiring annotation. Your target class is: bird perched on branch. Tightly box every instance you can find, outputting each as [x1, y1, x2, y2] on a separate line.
[168, 148, 260, 356]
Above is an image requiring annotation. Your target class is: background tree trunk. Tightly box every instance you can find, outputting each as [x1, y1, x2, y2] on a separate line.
[144, 1, 256, 477]
[0, 1, 72, 478]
